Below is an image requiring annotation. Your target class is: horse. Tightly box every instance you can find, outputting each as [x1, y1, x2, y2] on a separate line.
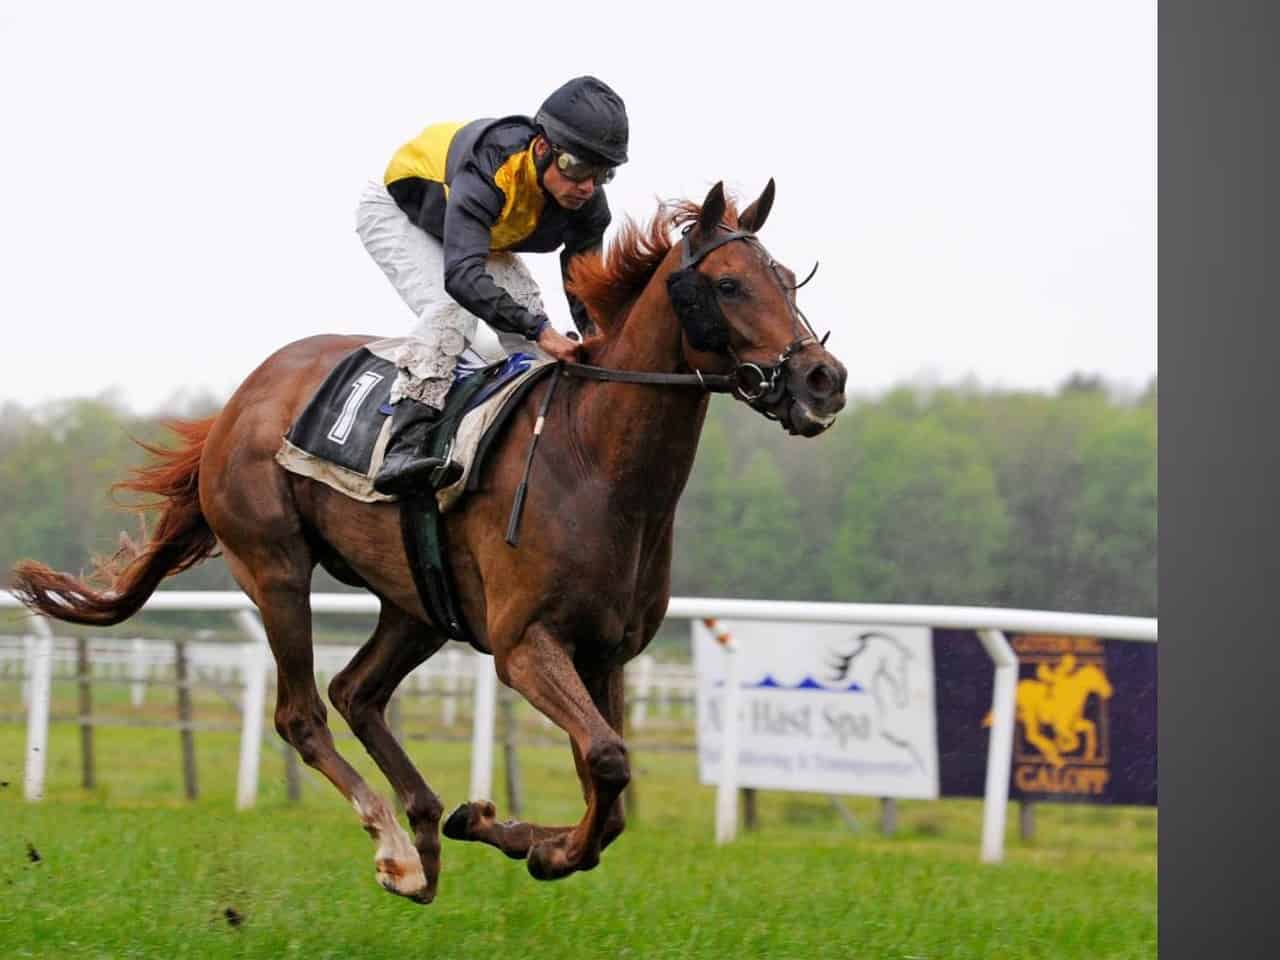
[10, 179, 848, 904]
[1015, 661, 1113, 768]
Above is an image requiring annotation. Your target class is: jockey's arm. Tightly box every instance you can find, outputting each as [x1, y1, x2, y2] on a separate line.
[441, 171, 549, 341]
[559, 192, 612, 337]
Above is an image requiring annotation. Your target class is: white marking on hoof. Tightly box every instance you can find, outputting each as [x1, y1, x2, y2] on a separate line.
[376, 845, 431, 903]
[354, 795, 432, 903]
[376, 821, 430, 902]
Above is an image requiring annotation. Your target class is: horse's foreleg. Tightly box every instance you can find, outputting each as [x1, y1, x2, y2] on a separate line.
[505, 625, 627, 879]
[328, 603, 448, 903]
[545, 665, 629, 856]
[586, 666, 627, 851]
[440, 685, 587, 859]
[443, 672, 626, 860]
[442, 803, 577, 859]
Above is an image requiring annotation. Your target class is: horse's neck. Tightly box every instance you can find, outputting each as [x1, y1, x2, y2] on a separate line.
[574, 282, 709, 505]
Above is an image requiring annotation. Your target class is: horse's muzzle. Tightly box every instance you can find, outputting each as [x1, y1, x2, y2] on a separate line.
[780, 354, 847, 437]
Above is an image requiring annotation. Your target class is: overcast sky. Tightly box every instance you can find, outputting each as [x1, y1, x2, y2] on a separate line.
[0, 1, 1154, 414]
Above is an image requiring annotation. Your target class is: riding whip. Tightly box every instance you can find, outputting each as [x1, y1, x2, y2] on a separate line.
[505, 365, 562, 547]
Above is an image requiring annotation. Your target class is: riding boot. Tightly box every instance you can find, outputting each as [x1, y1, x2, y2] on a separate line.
[372, 399, 463, 497]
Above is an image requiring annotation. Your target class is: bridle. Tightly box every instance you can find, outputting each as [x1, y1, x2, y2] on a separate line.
[562, 222, 826, 417]
[510, 223, 827, 545]
[670, 223, 825, 409]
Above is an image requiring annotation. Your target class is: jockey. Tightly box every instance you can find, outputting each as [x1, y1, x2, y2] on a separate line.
[355, 75, 629, 496]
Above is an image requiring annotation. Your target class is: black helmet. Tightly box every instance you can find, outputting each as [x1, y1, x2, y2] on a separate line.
[534, 76, 629, 166]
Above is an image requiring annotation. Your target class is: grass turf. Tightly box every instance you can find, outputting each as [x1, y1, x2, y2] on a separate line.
[1, 714, 1155, 959]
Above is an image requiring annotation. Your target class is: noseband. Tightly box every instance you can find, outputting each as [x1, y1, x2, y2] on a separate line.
[665, 224, 824, 413]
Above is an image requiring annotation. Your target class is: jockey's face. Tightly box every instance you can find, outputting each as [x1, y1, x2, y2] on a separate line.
[534, 136, 597, 210]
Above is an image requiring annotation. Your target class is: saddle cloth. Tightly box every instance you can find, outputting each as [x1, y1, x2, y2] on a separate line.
[276, 337, 554, 511]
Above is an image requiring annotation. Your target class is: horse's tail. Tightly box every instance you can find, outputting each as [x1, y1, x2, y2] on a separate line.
[10, 416, 220, 627]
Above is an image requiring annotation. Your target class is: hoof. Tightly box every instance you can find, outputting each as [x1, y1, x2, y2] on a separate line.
[442, 803, 471, 840]
[443, 800, 495, 841]
[528, 838, 578, 881]
[376, 857, 433, 904]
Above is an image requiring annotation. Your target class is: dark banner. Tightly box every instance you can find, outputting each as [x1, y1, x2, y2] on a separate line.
[933, 630, 1157, 806]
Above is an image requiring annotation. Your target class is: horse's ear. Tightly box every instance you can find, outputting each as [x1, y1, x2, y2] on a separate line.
[698, 181, 727, 234]
[738, 178, 776, 234]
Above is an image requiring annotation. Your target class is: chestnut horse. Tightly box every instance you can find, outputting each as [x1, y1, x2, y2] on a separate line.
[11, 180, 847, 903]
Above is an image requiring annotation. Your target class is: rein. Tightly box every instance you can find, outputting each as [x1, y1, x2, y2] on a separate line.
[560, 362, 735, 392]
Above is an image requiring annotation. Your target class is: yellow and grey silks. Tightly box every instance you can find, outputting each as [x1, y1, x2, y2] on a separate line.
[356, 116, 608, 407]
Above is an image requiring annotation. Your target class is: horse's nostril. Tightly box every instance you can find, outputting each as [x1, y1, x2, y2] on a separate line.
[806, 364, 837, 399]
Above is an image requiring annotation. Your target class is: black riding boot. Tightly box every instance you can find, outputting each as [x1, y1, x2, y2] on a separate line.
[372, 400, 462, 496]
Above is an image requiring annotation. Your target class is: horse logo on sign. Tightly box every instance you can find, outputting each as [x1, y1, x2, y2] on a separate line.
[1006, 635, 1115, 797]
[827, 631, 927, 774]
[1015, 653, 1114, 768]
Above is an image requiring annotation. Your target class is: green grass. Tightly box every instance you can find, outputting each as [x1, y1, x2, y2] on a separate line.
[0, 718, 1155, 959]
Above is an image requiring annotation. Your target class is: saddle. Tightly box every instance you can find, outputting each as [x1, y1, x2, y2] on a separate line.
[276, 337, 558, 642]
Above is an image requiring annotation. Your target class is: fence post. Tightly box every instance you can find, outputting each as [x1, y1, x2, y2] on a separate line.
[234, 610, 270, 811]
[500, 689, 523, 817]
[442, 650, 458, 726]
[977, 628, 1018, 864]
[1020, 799, 1036, 842]
[629, 654, 653, 731]
[77, 636, 96, 790]
[659, 678, 672, 718]
[130, 637, 147, 707]
[22, 633, 35, 707]
[741, 787, 757, 831]
[23, 617, 54, 802]
[880, 797, 897, 836]
[442, 649, 459, 727]
[469, 655, 497, 801]
[174, 639, 199, 800]
[707, 619, 741, 845]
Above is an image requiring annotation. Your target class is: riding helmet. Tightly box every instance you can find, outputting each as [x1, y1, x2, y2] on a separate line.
[534, 76, 629, 166]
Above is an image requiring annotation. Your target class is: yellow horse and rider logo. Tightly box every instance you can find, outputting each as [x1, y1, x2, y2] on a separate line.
[1014, 651, 1114, 768]
[984, 635, 1116, 795]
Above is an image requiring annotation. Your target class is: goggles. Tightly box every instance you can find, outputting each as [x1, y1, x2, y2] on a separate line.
[552, 146, 616, 185]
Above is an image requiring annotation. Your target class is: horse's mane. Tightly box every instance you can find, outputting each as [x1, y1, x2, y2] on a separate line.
[566, 193, 742, 336]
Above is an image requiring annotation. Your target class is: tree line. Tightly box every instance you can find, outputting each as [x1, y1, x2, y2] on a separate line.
[673, 373, 1155, 616]
[0, 374, 1155, 621]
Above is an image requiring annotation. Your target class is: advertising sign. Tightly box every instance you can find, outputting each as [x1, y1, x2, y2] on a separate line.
[934, 630, 1157, 805]
[692, 621, 941, 799]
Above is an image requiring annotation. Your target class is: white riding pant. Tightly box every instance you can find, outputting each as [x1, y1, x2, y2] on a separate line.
[354, 180, 546, 409]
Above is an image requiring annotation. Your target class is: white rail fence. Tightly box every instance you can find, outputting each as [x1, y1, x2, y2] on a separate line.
[1, 591, 1156, 864]
[0, 636, 693, 729]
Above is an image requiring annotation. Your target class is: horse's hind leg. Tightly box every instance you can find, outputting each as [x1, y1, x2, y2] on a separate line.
[221, 548, 432, 903]
[328, 603, 448, 902]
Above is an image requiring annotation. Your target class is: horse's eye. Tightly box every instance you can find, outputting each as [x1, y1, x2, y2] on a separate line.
[716, 278, 742, 297]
